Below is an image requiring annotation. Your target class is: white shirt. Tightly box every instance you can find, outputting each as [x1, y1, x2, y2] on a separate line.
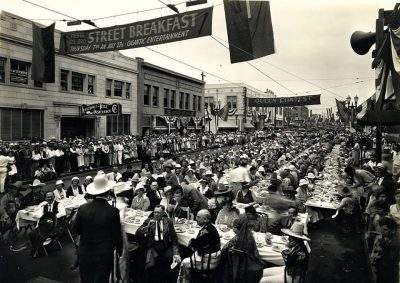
[53, 189, 67, 202]
[34, 201, 66, 219]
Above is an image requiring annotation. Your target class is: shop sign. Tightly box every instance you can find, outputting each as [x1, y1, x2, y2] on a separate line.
[248, 94, 321, 107]
[164, 108, 195, 117]
[80, 103, 121, 116]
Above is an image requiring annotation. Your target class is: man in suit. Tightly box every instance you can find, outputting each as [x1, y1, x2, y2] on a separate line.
[28, 191, 66, 258]
[73, 174, 122, 283]
[178, 209, 221, 282]
[269, 206, 299, 235]
[136, 205, 181, 283]
[146, 181, 162, 211]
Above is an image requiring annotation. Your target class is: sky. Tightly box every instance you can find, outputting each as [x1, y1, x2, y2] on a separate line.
[1, 0, 398, 113]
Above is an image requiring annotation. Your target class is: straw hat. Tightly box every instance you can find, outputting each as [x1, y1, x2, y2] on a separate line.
[86, 174, 113, 195]
[85, 176, 93, 181]
[30, 179, 45, 187]
[71, 177, 80, 182]
[55, 180, 64, 186]
[307, 173, 316, 179]
[299, 179, 309, 187]
[214, 184, 232, 196]
[281, 220, 310, 241]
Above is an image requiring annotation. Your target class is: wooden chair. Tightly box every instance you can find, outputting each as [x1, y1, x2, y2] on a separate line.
[189, 252, 221, 283]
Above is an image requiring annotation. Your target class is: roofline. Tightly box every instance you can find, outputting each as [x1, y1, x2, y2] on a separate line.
[141, 61, 204, 85]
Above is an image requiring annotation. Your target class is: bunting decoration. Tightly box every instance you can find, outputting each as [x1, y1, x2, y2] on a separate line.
[32, 23, 55, 83]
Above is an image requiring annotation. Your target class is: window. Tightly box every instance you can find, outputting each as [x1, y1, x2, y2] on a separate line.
[171, 90, 176, 109]
[0, 107, 43, 140]
[185, 93, 190, 110]
[197, 97, 202, 111]
[144, 84, 151, 106]
[71, 72, 85, 92]
[152, 86, 159, 107]
[88, 75, 95, 94]
[10, 59, 30, 84]
[204, 97, 214, 108]
[114, 80, 123, 97]
[164, 89, 170, 108]
[106, 114, 131, 135]
[179, 92, 184, 109]
[60, 69, 69, 91]
[106, 79, 112, 97]
[33, 80, 43, 88]
[227, 96, 237, 109]
[126, 82, 131, 99]
[193, 95, 197, 111]
[0, 57, 6, 83]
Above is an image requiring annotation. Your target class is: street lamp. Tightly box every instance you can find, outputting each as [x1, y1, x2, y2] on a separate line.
[346, 95, 358, 129]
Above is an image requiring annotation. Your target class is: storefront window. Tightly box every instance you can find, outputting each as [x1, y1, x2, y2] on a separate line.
[60, 69, 69, 91]
[152, 86, 159, 107]
[106, 79, 112, 97]
[106, 114, 130, 135]
[144, 84, 150, 106]
[0, 108, 43, 140]
[10, 59, 30, 84]
[185, 93, 190, 110]
[0, 57, 6, 83]
[179, 92, 184, 109]
[114, 80, 123, 97]
[88, 75, 95, 94]
[126, 82, 131, 99]
[164, 89, 170, 108]
[171, 90, 176, 109]
[71, 72, 85, 92]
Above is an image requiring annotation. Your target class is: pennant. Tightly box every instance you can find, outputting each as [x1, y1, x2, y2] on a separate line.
[32, 23, 55, 83]
[223, 0, 275, 63]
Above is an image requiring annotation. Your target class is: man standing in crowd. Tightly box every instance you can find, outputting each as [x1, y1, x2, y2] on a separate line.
[73, 174, 122, 283]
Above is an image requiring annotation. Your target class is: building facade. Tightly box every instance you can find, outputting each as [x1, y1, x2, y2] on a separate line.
[283, 106, 309, 126]
[204, 83, 278, 131]
[0, 11, 138, 140]
[136, 58, 204, 135]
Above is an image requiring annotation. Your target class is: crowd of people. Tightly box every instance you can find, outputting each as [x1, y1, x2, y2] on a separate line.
[1, 127, 399, 282]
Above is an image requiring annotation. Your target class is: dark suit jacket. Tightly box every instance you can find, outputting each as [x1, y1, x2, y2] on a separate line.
[66, 185, 83, 198]
[189, 223, 221, 255]
[73, 198, 122, 256]
[269, 216, 295, 235]
[136, 216, 179, 256]
[146, 190, 162, 211]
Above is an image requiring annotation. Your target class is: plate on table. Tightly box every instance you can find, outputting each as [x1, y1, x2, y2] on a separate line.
[134, 219, 141, 224]
[175, 227, 186, 233]
[187, 229, 196, 234]
[125, 216, 136, 223]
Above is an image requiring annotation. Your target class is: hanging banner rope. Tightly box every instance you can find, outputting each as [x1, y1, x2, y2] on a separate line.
[59, 7, 213, 54]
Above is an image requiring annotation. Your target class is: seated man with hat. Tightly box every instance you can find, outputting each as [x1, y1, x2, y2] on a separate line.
[260, 220, 310, 283]
[136, 205, 181, 283]
[53, 180, 67, 202]
[178, 209, 221, 283]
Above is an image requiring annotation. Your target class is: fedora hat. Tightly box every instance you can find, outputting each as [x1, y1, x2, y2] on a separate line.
[86, 174, 113, 195]
[281, 220, 310, 241]
[30, 179, 45, 187]
[214, 183, 232, 196]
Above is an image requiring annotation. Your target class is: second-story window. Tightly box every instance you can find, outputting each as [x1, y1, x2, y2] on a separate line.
[106, 79, 112, 97]
[164, 89, 170, 108]
[0, 57, 6, 83]
[193, 95, 196, 111]
[10, 59, 30, 85]
[126, 82, 131, 99]
[60, 69, 69, 91]
[170, 90, 176, 109]
[144, 84, 151, 106]
[179, 92, 184, 109]
[114, 80, 123, 97]
[71, 72, 85, 92]
[152, 86, 159, 107]
[185, 93, 190, 110]
[88, 75, 95, 94]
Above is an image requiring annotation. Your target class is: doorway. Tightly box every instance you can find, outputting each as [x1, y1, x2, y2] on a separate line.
[61, 117, 95, 139]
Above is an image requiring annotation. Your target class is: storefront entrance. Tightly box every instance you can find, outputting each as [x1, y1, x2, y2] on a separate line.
[61, 117, 95, 139]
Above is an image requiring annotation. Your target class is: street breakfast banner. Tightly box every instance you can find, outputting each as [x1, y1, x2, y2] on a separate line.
[248, 94, 321, 107]
[59, 7, 213, 54]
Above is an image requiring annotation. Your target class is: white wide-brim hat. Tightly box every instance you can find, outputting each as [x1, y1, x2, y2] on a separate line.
[30, 179, 45, 187]
[86, 174, 114, 195]
[299, 179, 309, 187]
[307, 173, 316, 179]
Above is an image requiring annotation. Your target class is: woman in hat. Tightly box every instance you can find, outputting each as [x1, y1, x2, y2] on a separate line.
[260, 220, 310, 283]
[215, 185, 239, 228]
[53, 180, 67, 202]
[66, 177, 83, 197]
[295, 179, 310, 204]
[197, 178, 214, 199]
[184, 168, 198, 185]
[235, 182, 255, 205]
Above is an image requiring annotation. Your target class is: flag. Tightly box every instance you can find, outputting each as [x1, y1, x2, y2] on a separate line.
[218, 104, 229, 121]
[32, 23, 55, 83]
[223, 0, 275, 64]
[335, 99, 350, 123]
